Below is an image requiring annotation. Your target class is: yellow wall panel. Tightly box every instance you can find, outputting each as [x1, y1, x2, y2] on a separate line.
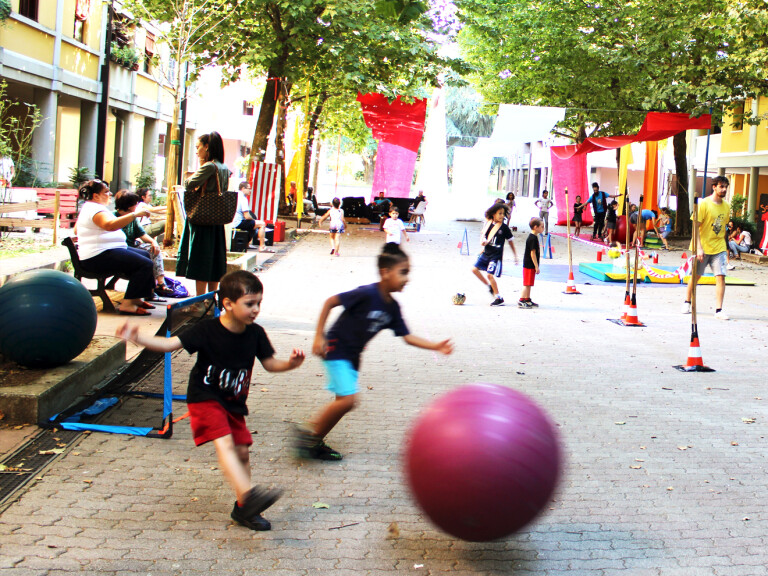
[0, 20, 55, 63]
[135, 75, 159, 100]
[756, 97, 768, 152]
[60, 43, 99, 79]
[56, 106, 81, 182]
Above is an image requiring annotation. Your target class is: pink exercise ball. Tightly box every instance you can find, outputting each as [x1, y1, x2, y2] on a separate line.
[404, 383, 562, 541]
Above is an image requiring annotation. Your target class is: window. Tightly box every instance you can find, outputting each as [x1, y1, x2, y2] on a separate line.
[157, 134, 166, 157]
[532, 168, 542, 198]
[243, 101, 254, 116]
[521, 169, 529, 197]
[19, 0, 39, 21]
[732, 102, 745, 131]
[73, 19, 85, 43]
[144, 33, 155, 74]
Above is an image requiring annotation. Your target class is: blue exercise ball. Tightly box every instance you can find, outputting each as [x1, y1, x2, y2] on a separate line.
[0, 269, 97, 368]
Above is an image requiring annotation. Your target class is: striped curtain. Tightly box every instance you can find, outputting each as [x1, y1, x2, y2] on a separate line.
[249, 161, 281, 222]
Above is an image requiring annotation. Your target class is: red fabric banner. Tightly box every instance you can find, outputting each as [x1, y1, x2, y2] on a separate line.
[249, 160, 281, 222]
[551, 112, 712, 159]
[357, 93, 427, 153]
[372, 142, 418, 199]
[550, 151, 593, 226]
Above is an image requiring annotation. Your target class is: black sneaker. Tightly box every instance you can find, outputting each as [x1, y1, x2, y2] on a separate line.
[518, 300, 532, 308]
[239, 485, 282, 520]
[231, 502, 272, 531]
[490, 297, 504, 306]
[528, 300, 539, 307]
[295, 426, 344, 461]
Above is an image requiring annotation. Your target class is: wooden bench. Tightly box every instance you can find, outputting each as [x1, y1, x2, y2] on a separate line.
[38, 189, 78, 228]
[0, 191, 63, 244]
[61, 237, 129, 313]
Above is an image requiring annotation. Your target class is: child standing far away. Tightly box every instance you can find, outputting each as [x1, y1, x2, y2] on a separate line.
[472, 203, 518, 306]
[115, 270, 305, 531]
[382, 206, 409, 244]
[318, 197, 346, 256]
[535, 190, 554, 236]
[295, 242, 453, 461]
[519, 217, 544, 308]
[604, 200, 619, 245]
[572, 195, 583, 238]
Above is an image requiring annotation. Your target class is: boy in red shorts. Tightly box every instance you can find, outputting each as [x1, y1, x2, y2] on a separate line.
[519, 217, 544, 308]
[115, 270, 305, 531]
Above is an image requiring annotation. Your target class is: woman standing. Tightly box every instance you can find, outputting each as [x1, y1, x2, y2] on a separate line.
[176, 131, 230, 297]
[75, 180, 154, 315]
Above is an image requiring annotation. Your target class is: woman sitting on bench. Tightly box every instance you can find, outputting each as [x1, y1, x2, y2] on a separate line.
[74, 180, 155, 316]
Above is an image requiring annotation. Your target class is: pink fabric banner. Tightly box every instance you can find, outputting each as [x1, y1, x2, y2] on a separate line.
[550, 151, 592, 226]
[357, 93, 427, 153]
[372, 142, 418, 199]
[551, 112, 712, 159]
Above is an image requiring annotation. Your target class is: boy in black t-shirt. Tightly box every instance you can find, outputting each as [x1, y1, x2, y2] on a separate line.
[116, 271, 305, 532]
[472, 203, 519, 306]
[295, 243, 453, 461]
[519, 217, 545, 308]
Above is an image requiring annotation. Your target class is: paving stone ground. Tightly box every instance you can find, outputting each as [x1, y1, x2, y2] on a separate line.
[1, 218, 767, 575]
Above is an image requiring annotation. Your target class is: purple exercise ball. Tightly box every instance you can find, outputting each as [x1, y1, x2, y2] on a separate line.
[404, 383, 562, 542]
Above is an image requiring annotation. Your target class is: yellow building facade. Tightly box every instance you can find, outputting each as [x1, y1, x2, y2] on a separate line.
[718, 96, 768, 233]
[0, 0, 196, 189]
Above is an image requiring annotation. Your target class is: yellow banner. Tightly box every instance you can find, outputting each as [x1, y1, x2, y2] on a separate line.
[617, 144, 633, 216]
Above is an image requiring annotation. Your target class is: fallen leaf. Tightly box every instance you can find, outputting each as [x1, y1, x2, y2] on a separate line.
[190, 497, 199, 502]
[83, 479, 93, 484]
[312, 502, 330, 509]
[367, 386, 374, 390]
[743, 517, 750, 521]
[615, 422, 626, 425]
[629, 465, 643, 469]
[635, 458, 645, 462]
[0, 464, 5, 472]
[667, 486, 674, 491]
[742, 417, 756, 424]
[39, 448, 64, 456]
[387, 522, 400, 538]
[677, 446, 689, 451]
[731, 441, 739, 446]
[414, 564, 424, 569]
[72, 452, 80, 456]
[640, 446, 646, 450]
[260, 388, 268, 392]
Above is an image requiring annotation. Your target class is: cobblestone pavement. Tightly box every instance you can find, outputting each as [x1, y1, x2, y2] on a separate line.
[1, 219, 767, 575]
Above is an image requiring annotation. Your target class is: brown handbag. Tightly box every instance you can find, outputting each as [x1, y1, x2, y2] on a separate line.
[184, 165, 238, 226]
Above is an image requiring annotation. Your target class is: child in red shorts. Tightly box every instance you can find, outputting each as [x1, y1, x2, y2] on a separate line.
[115, 270, 305, 531]
[519, 217, 544, 308]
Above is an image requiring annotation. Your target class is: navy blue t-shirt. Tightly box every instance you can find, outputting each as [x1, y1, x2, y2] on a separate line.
[482, 222, 513, 260]
[325, 283, 409, 370]
[179, 318, 275, 415]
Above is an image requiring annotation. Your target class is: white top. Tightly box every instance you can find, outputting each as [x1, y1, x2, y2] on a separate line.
[232, 191, 250, 227]
[136, 201, 153, 227]
[383, 217, 406, 244]
[76, 201, 127, 260]
[739, 231, 752, 247]
[328, 207, 344, 230]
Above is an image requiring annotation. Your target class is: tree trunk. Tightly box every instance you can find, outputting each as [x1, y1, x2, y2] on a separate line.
[672, 131, 690, 236]
[274, 85, 291, 213]
[249, 76, 281, 165]
[311, 139, 321, 193]
[303, 92, 328, 191]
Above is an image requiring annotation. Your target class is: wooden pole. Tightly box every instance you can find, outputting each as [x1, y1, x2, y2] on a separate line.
[52, 190, 60, 245]
[565, 187, 573, 271]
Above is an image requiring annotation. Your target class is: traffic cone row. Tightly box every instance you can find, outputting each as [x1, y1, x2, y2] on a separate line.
[563, 271, 581, 294]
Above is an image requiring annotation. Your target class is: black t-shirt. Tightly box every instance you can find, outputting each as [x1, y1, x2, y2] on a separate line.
[573, 203, 583, 221]
[482, 222, 513, 259]
[325, 283, 409, 370]
[523, 233, 540, 269]
[178, 318, 275, 415]
[606, 206, 617, 224]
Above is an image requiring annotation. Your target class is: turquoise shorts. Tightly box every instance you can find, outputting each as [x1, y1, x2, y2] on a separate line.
[324, 359, 359, 397]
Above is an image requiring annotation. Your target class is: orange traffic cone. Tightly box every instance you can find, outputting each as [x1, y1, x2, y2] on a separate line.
[563, 271, 581, 294]
[675, 330, 714, 372]
[621, 294, 645, 327]
[620, 292, 631, 321]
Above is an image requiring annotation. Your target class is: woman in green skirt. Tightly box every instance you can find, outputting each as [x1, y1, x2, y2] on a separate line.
[177, 131, 230, 296]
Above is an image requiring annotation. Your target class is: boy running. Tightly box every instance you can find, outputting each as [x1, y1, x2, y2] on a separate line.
[115, 270, 305, 531]
[472, 203, 519, 306]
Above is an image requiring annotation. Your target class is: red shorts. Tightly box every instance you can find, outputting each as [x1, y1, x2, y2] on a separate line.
[523, 267, 536, 287]
[188, 400, 252, 447]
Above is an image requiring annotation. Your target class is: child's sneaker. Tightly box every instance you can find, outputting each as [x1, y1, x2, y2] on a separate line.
[231, 502, 272, 531]
[490, 296, 504, 306]
[518, 300, 532, 308]
[330, 249, 335, 255]
[294, 426, 344, 460]
[680, 301, 691, 314]
[527, 300, 539, 307]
